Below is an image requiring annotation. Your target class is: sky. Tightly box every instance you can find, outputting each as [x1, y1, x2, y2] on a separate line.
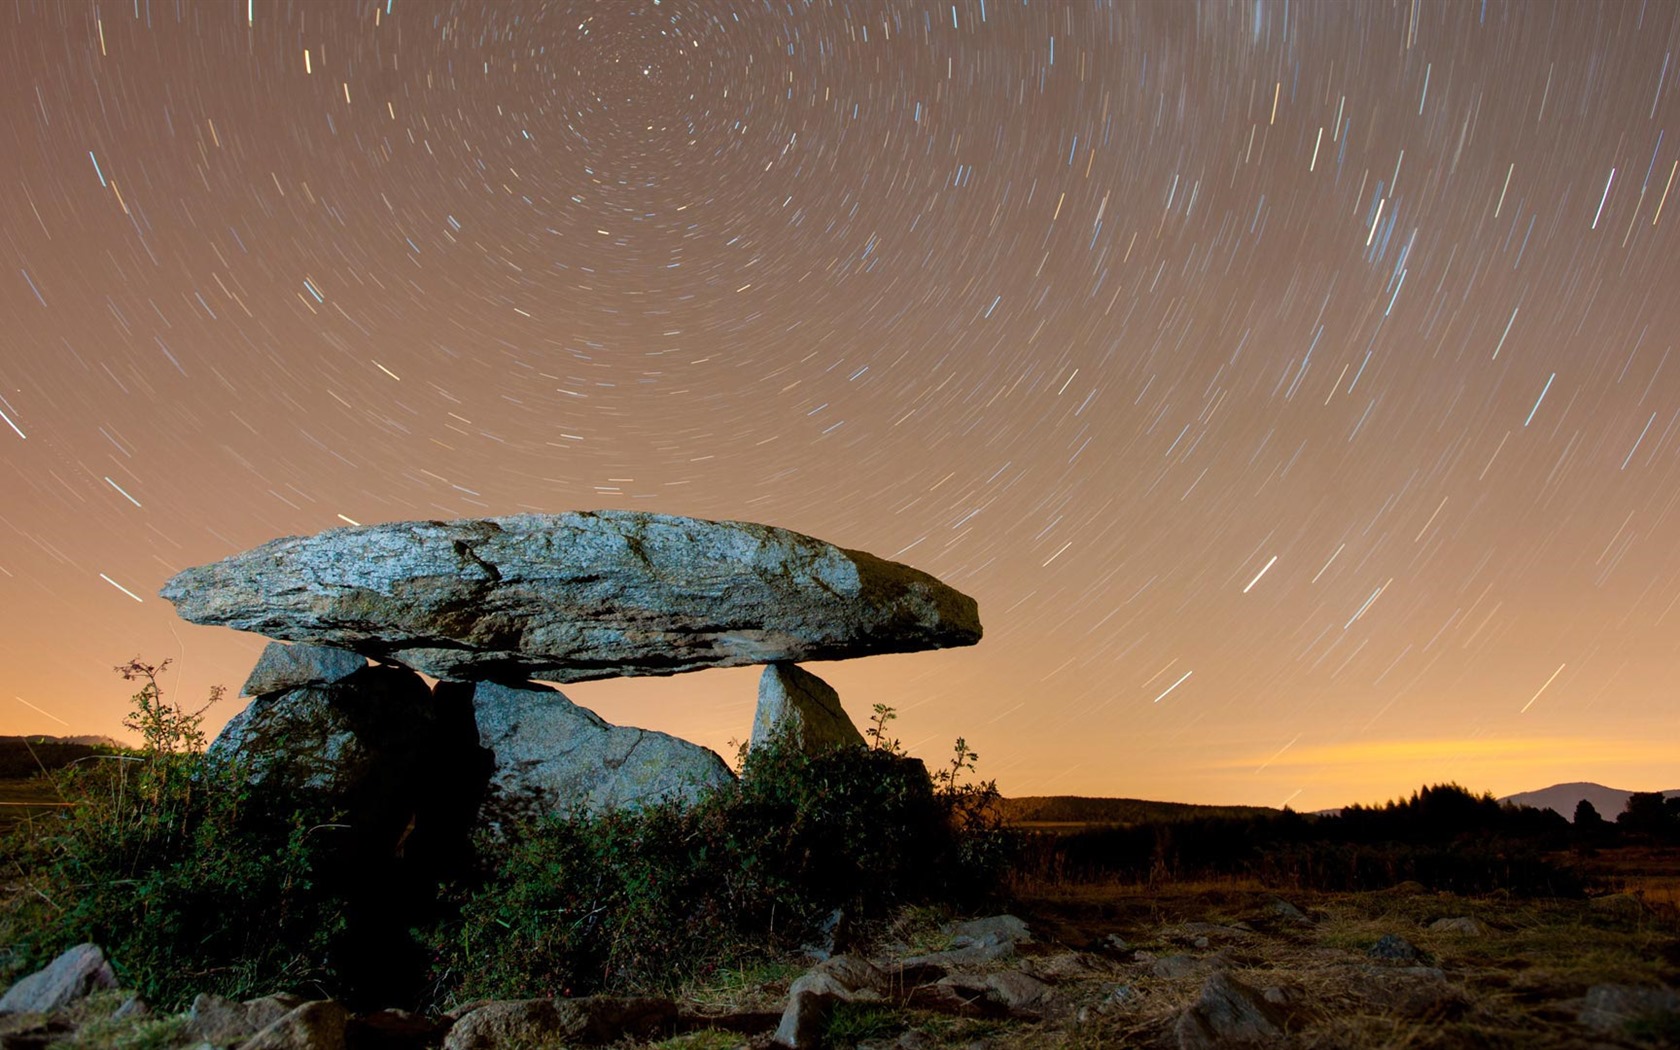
[1, 0, 1677, 811]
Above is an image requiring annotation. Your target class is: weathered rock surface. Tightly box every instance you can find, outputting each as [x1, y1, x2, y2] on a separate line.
[1173, 971, 1286, 1049]
[461, 680, 734, 820]
[0, 944, 116, 1015]
[185, 992, 307, 1045]
[242, 642, 366, 696]
[160, 511, 982, 681]
[773, 955, 895, 1048]
[751, 663, 864, 753]
[903, 914, 1032, 967]
[1428, 915, 1490, 935]
[243, 1000, 349, 1050]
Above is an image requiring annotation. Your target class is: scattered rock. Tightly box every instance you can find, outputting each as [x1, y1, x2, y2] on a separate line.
[1259, 896, 1309, 924]
[801, 908, 854, 962]
[1351, 966, 1462, 1019]
[773, 955, 893, 1048]
[751, 663, 864, 753]
[1588, 893, 1648, 917]
[1174, 971, 1286, 1049]
[161, 511, 983, 682]
[1578, 983, 1680, 1034]
[1151, 955, 1206, 980]
[1367, 934, 1423, 962]
[444, 997, 677, 1050]
[244, 1000, 349, 1050]
[464, 679, 735, 819]
[241, 642, 366, 696]
[110, 996, 149, 1022]
[1023, 951, 1104, 981]
[0, 944, 117, 1016]
[345, 1008, 449, 1050]
[903, 915, 1030, 967]
[949, 916, 1032, 947]
[982, 971, 1054, 1015]
[1428, 916, 1490, 935]
[185, 992, 308, 1045]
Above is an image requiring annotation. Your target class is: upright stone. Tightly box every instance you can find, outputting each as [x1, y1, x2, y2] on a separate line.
[459, 680, 735, 821]
[209, 663, 491, 866]
[751, 663, 864, 753]
[241, 641, 366, 696]
[159, 511, 982, 682]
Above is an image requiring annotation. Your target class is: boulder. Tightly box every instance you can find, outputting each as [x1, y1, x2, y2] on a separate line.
[773, 956, 893, 1048]
[242, 642, 365, 696]
[1173, 972, 1286, 1049]
[243, 1000, 349, 1050]
[160, 511, 982, 682]
[751, 663, 864, 753]
[462, 680, 734, 820]
[185, 992, 307, 1045]
[0, 944, 116, 1015]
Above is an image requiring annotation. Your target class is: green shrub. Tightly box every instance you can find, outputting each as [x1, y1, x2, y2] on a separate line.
[4, 663, 1011, 1012]
[428, 731, 1012, 1005]
[0, 662, 352, 1008]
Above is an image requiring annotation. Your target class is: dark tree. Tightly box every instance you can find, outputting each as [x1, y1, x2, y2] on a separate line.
[1618, 792, 1676, 835]
[1573, 798, 1605, 827]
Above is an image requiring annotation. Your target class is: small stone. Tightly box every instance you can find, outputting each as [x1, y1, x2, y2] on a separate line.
[241, 642, 365, 696]
[444, 997, 676, 1050]
[984, 971, 1052, 1015]
[1151, 955, 1203, 979]
[111, 996, 150, 1022]
[1579, 983, 1680, 1033]
[1174, 972, 1285, 1049]
[1259, 896, 1308, 923]
[0, 944, 117, 1016]
[1428, 916, 1490, 935]
[751, 663, 864, 754]
[1367, 934, 1422, 962]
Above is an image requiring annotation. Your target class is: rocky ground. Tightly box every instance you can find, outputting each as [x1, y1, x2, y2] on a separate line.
[3, 877, 1678, 1050]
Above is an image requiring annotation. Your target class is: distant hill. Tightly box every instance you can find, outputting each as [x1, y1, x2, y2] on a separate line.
[1499, 782, 1680, 821]
[998, 795, 1280, 827]
[0, 735, 128, 781]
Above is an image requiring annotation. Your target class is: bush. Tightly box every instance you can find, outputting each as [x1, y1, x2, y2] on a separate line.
[428, 730, 1011, 1004]
[0, 662, 353, 1008]
[5, 666, 1010, 1010]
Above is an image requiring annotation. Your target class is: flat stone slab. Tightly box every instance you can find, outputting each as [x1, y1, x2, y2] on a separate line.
[160, 511, 981, 682]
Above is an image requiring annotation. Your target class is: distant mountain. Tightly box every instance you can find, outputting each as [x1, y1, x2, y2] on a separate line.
[999, 795, 1279, 826]
[1499, 782, 1680, 821]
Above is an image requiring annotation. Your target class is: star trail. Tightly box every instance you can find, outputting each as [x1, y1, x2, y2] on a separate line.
[2, 1, 1677, 809]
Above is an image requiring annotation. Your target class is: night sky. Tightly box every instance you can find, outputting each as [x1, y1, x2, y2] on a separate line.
[3, 1, 1677, 810]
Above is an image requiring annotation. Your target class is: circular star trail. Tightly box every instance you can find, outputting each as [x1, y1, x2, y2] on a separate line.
[2, 1, 1677, 808]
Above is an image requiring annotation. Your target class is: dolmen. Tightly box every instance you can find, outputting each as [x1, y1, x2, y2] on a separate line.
[160, 510, 981, 831]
